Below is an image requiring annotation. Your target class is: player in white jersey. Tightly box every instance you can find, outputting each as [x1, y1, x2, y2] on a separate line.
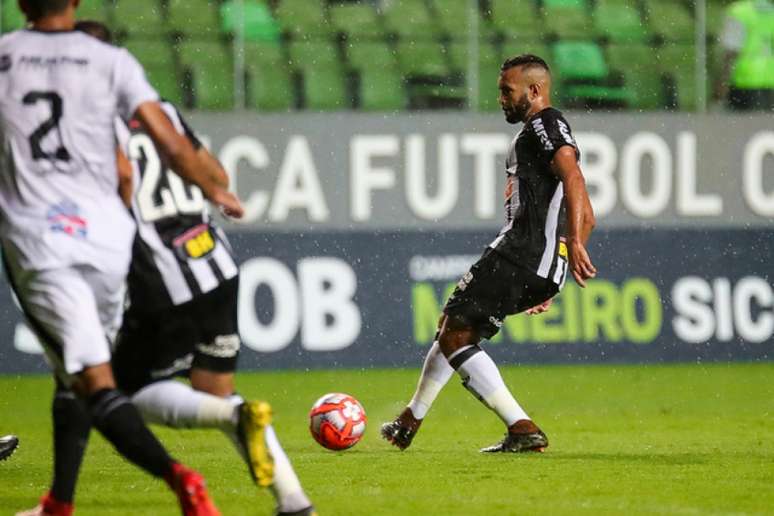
[1, 2, 242, 515]
[17, 18, 316, 516]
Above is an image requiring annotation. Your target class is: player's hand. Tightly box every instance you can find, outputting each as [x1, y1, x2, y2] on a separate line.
[569, 240, 596, 287]
[526, 297, 553, 315]
[208, 188, 244, 219]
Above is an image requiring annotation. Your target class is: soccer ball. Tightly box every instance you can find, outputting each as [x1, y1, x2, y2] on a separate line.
[309, 393, 367, 450]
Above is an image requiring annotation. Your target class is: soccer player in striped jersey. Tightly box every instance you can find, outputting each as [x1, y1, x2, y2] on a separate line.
[382, 54, 597, 453]
[112, 104, 315, 516]
[1, 1, 244, 515]
[17, 19, 315, 516]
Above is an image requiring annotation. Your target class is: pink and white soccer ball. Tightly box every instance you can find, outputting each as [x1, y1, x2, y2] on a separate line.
[309, 393, 367, 450]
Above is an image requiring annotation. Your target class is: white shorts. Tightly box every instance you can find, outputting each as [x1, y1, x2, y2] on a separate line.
[4, 253, 126, 386]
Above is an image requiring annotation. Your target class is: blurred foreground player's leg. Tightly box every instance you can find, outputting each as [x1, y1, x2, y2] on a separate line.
[383, 54, 596, 452]
[3, 0, 243, 513]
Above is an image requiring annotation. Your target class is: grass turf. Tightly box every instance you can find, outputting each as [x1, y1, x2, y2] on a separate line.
[0, 363, 772, 515]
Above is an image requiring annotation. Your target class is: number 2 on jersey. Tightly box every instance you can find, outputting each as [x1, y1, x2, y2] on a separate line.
[128, 133, 204, 223]
[23, 91, 71, 162]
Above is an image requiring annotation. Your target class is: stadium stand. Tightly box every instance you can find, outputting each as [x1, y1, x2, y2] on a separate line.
[0, 0, 736, 112]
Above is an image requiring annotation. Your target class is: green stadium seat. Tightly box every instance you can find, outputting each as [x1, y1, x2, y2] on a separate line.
[553, 41, 631, 107]
[542, 1, 594, 39]
[448, 40, 504, 111]
[244, 42, 293, 110]
[543, 0, 588, 6]
[167, 0, 220, 37]
[382, 0, 441, 38]
[77, 0, 109, 23]
[396, 41, 449, 78]
[656, 44, 697, 110]
[274, 0, 330, 38]
[178, 41, 234, 110]
[125, 39, 183, 105]
[113, 0, 165, 36]
[346, 40, 399, 71]
[357, 68, 406, 111]
[488, 0, 542, 39]
[220, 1, 281, 42]
[302, 68, 349, 110]
[644, 0, 694, 42]
[607, 44, 663, 110]
[430, 0, 493, 38]
[288, 41, 347, 110]
[329, 3, 384, 39]
[594, 2, 649, 43]
[554, 41, 608, 80]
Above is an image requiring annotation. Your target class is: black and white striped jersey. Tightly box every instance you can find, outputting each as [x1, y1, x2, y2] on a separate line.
[489, 107, 579, 287]
[117, 102, 238, 312]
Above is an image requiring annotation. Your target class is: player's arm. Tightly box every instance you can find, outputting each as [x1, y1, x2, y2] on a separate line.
[197, 146, 229, 189]
[116, 149, 133, 208]
[551, 146, 596, 287]
[133, 102, 243, 218]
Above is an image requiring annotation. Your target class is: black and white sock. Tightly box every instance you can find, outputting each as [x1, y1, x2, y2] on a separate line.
[51, 388, 91, 503]
[88, 389, 173, 478]
[448, 345, 530, 426]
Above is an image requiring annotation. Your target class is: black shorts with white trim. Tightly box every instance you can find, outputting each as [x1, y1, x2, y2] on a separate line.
[112, 276, 241, 394]
[443, 248, 559, 340]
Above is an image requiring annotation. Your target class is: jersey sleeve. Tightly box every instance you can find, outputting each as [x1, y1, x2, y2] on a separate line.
[114, 48, 159, 122]
[531, 109, 579, 163]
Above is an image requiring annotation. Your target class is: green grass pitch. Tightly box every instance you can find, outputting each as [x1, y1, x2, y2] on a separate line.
[1, 363, 772, 515]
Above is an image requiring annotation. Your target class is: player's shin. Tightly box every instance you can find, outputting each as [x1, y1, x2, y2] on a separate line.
[51, 388, 91, 504]
[406, 340, 454, 419]
[449, 345, 530, 426]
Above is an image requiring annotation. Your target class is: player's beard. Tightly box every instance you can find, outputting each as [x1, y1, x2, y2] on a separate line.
[506, 93, 531, 124]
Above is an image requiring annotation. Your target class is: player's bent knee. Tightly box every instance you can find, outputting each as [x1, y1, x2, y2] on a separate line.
[75, 362, 116, 397]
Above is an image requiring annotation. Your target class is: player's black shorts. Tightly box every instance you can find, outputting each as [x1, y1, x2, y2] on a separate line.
[112, 276, 241, 394]
[443, 248, 559, 340]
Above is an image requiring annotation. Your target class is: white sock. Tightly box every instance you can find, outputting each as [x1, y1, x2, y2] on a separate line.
[407, 340, 454, 419]
[453, 348, 530, 426]
[266, 425, 312, 512]
[131, 380, 238, 430]
[223, 394, 310, 511]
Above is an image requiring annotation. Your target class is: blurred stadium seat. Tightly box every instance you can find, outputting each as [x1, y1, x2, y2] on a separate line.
[179, 40, 234, 110]
[0, 0, 736, 112]
[244, 41, 294, 110]
[113, 0, 165, 36]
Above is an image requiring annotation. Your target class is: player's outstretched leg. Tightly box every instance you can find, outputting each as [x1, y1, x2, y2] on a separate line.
[0, 434, 19, 461]
[381, 337, 453, 450]
[132, 381, 315, 515]
[439, 319, 548, 453]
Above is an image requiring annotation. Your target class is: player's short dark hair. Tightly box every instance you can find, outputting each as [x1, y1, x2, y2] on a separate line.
[501, 54, 551, 74]
[75, 20, 113, 43]
[22, 0, 71, 20]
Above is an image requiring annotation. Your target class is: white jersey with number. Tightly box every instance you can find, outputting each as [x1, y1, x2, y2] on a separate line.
[0, 29, 158, 273]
